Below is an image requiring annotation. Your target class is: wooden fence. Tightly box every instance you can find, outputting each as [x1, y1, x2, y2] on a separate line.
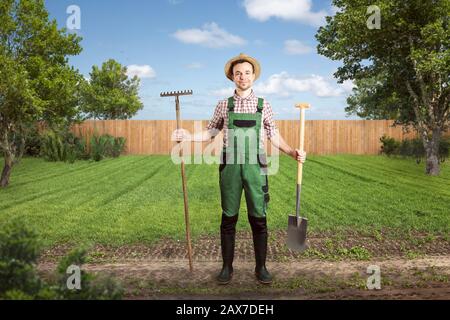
[71, 120, 446, 156]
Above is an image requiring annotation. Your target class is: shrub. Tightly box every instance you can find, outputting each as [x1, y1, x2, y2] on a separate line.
[90, 134, 126, 161]
[90, 134, 110, 161]
[411, 138, 425, 163]
[40, 129, 88, 163]
[0, 220, 43, 296]
[40, 130, 65, 162]
[380, 135, 450, 163]
[38, 127, 126, 163]
[399, 139, 413, 157]
[23, 124, 43, 157]
[55, 247, 123, 300]
[379, 134, 400, 156]
[0, 221, 123, 300]
[111, 137, 126, 158]
[439, 139, 450, 162]
[65, 131, 90, 162]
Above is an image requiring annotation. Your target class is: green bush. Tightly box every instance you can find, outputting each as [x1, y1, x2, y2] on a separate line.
[0, 220, 43, 296]
[55, 247, 123, 300]
[411, 138, 425, 162]
[8, 123, 43, 158]
[399, 139, 412, 157]
[379, 135, 400, 156]
[90, 134, 126, 161]
[90, 135, 107, 162]
[40, 130, 65, 162]
[40, 129, 89, 163]
[23, 124, 42, 157]
[0, 221, 123, 300]
[37, 127, 126, 163]
[438, 139, 450, 162]
[380, 134, 449, 163]
[111, 137, 126, 158]
[66, 131, 90, 162]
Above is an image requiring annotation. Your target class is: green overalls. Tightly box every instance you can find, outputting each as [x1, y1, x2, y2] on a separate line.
[219, 96, 270, 219]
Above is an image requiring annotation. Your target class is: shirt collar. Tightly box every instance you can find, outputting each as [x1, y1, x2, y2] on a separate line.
[233, 89, 255, 101]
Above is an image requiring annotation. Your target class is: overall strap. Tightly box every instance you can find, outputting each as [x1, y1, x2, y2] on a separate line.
[227, 97, 235, 112]
[228, 96, 263, 113]
[257, 98, 264, 113]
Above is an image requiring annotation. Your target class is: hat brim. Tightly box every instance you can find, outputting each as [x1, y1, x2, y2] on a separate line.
[224, 54, 261, 81]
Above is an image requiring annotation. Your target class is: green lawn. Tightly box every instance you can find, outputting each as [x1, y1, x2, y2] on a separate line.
[0, 155, 449, 247]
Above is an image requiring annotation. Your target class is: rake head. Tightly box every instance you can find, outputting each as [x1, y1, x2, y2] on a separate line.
[160, 90, 193, 97]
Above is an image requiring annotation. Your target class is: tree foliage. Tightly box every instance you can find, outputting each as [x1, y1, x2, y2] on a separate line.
[0, 0, 84, 187]
[82, 59, 143, 120]
[316, 0, 450, 175]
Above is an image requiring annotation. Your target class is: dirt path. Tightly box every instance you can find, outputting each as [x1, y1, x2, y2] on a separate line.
[37, 257, 450, 299]
[36, 231, 450, 299]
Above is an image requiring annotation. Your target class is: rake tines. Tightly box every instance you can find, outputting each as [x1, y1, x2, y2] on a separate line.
[160, 90, 193, 97]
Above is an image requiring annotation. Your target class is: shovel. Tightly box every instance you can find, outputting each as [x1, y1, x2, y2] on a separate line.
[287, 102, 310, 252]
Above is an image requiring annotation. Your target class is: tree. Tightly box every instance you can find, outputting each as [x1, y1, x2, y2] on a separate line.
[316, 0, 450, 175]
[0, 0, 83, 187]
[82, 59, 143, 120]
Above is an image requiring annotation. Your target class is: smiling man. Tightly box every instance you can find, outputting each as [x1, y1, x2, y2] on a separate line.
[176, 53, 306, 285]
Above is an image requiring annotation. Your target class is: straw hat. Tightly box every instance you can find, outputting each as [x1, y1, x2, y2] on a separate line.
[224, 53, 261, 81]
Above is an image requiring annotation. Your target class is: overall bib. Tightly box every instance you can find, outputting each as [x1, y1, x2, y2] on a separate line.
[217, 96, 273, 285]
[219, 96, 270, 218]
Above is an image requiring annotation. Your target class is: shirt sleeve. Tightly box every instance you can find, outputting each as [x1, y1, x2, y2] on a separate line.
[206, 101, 225, 132]
[263, 101, 278, 140]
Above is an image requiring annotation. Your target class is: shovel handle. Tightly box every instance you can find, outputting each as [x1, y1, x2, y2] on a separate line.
[296, 103, 308, 185]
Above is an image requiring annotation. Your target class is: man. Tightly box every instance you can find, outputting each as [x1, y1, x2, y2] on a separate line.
[176, 53, 306, 284]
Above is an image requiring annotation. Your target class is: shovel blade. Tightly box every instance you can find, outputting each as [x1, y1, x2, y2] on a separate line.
[287, 215, 308, 252]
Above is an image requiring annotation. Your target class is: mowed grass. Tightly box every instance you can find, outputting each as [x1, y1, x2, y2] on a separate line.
[0, 154, 449, 247]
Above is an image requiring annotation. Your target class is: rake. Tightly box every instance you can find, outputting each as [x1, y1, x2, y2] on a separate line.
[160, 90, 194, 272]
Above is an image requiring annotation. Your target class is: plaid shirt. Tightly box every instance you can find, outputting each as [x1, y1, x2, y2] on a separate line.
[207, 90, 278, 148]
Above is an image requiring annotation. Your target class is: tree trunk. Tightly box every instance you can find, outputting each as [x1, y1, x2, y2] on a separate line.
[423, 129, 441, 176]
[1, 152, 13, 188]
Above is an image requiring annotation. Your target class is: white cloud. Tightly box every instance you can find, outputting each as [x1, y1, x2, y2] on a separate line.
[253, 72, 346, 97]
[284, 40, 314, 55]
[126, 65, 156, 79]
[209, 73, 353, 98]
[173, 22, 247, 48]
[243, 0, 328, 26]
[185, 62, 205, 69]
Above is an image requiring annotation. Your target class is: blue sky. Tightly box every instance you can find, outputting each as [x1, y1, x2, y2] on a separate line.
[44, 0, 359, 120]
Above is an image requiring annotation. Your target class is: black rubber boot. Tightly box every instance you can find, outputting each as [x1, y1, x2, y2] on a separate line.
[217, 214, 238, 285]
[249, 215, 272, 284]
